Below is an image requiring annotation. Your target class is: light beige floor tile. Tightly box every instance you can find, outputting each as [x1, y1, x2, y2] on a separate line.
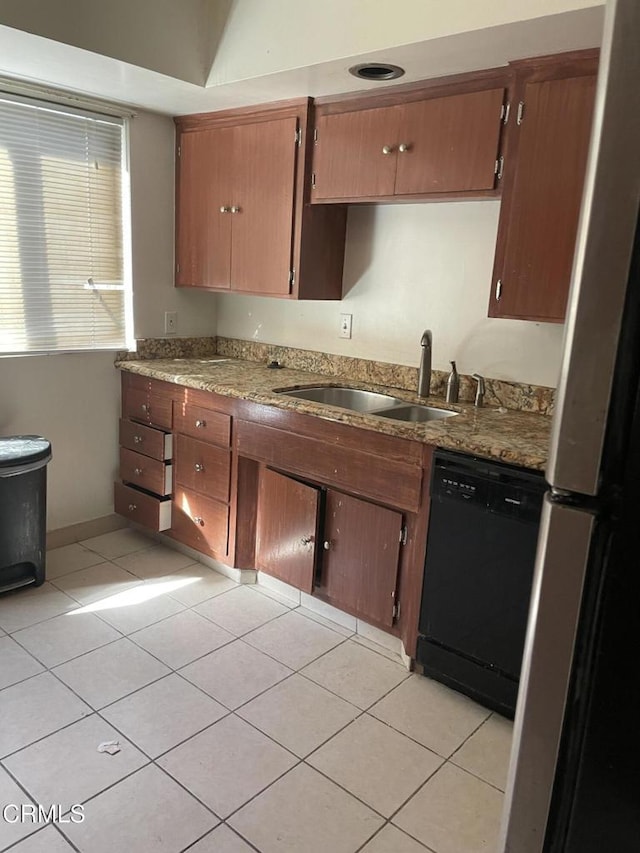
[158, 714, 297, 818]
[80, 528, 155, 560]
[393, 763, 504, 853]
[243, 610, 344, 670]
[9, 826, 76, 852]
[13, 612, 120, 667]
[0, 583, 77, 633]
[131, 609, 234, 669]
[0, 767, 38, 849]
[229, 763, 383, 853]
[0, 635, 45, 689]
[180, 639, 292, 709]
[51, 563, 141, 606]
[45, 543, 105, 579]
[93, 588, 185, 634]
[113, 545, 196, 579]
[164, 564, 237, 607]
[361, 824, 432, 853]
[352, 633, 406, 665]
[4, 714, 148, 807]
[187, 824, 256, 852]
[301, 639, 409, 709]
[61, 764, 217, 853]
[369, 675, 490, 757]
[0, 673, 91, 758]
[238, 673, 359, 757]
[101, 674, 227, 757]
[195, 585, 288, 636]
[452, 713, 514, 791]
[53, 638, 169, 709]
[309, 714, 443, 816]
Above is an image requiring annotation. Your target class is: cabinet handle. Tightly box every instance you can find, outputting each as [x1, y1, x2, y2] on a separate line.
[495, 279, 503, 301]
[128, 503, 137, 511]
[194, 463, 204, 473]
[195, 419, 206, 429]
[323, 540, 332, 551]
[381, 145, 394, 155]
[230, 206, 241, 213]
[134, 467, 143, 476]
[220, 205, 231, 213]
[398, 143, 411, 153]
[141, 403, 148, 413]
[193, 516, 205, 526]
[301, 536, 313, 546]
[133, 435, 143, 444]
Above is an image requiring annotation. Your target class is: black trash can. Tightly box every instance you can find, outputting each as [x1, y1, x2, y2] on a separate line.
[0, 436, 52, 593]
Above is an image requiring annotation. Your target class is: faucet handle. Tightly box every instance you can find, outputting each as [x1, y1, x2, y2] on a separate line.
[472, 374, 485, 408]
[420, 329, 432, 348]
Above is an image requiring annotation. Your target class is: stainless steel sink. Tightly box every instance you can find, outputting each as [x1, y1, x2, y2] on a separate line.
[374, 404, 458, 423]
[280, 386, 401, 413]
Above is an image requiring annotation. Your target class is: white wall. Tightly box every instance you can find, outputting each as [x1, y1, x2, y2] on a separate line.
[216, 203, 565, 388]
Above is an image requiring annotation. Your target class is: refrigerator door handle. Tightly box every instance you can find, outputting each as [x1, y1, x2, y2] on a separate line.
[500, 495, 595, 853]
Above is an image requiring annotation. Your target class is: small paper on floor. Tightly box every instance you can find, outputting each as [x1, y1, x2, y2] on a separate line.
[97, 741, 121, 755]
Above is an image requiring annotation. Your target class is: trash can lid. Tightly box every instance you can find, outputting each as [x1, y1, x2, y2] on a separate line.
[0, 436, 52, 470]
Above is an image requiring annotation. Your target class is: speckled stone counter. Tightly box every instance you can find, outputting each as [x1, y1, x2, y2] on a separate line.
[116, 356, 551, 471]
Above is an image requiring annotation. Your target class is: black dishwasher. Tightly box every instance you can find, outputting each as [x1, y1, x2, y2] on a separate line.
[416, 449, 545, 718]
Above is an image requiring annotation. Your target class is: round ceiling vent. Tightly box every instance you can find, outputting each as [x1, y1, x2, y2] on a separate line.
[348, 63, 405, 82]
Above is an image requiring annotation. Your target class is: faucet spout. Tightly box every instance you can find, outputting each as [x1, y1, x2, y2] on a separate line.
[418, 330, 432, 398]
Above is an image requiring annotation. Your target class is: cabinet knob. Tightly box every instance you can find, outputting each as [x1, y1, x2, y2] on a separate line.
[323, 540, 332, 551]
[381, 145, 394, 155]
[230, 206, 241, 213]
[300, 536, 313, 546]
[398, 143, 411, 153]
[194, 463, 204, 473]
[134, 467, 143, 476]
[133, 435, 143, 444]
[128, 503, 137, 511]
[141, 403, 148, 413]
[220, 206, 231, 213]
[195, 419, 206, 429]
[194, 516, 205, 526]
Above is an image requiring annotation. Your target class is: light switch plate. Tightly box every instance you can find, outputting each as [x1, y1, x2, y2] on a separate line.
[339, 313, 352, 339]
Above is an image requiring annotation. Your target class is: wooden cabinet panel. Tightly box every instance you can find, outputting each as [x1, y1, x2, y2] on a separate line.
[176, 127, 233, 289]
[256, 468, 320, 593]
[174, 402, 231, 447]
[490, 70, 596, 321]
[171, 486, 229, 557]
[114, 482, 171, 531]
[319, 490, 402, 627]
[312, 106, 401, 200]
[120, 448, 171, 496]
[119, 419, 172, 461]
[394, 88, 504, 195]
[122, 386, 173, 430]
[231, 118, 297, 295]
[175, 434, 230, 502]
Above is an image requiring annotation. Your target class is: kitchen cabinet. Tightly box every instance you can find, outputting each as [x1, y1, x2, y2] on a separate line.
[175, 99, 347, 299]
[311, 85, 506, 202]
[489, 51, 598, 322]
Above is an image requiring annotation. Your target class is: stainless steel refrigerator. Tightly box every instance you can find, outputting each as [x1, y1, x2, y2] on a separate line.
[500, 0, 640, 849]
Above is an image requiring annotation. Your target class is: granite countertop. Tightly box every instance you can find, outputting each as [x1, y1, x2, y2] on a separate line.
[116, 356, 552, 471]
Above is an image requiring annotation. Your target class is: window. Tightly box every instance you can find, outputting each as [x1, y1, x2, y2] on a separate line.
[0, 95, 132, 354]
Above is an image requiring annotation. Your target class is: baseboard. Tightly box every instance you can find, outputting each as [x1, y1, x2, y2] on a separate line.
[47, 514, 127, 550]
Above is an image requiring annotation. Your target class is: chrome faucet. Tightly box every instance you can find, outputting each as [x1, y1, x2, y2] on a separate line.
[472, 373, 485, 408]
[418, 330, 432, 397]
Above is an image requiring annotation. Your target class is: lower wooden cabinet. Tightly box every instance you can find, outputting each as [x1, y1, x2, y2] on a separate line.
[114, 482, 172, 531]
[171, 486, 229, 557]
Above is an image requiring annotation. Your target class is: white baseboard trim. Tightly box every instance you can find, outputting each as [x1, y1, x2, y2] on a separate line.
[47, 514, 127, 550]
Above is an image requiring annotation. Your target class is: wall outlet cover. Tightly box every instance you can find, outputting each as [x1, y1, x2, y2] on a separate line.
[164, 311, 178, 335]
[339, 313, 352, 339]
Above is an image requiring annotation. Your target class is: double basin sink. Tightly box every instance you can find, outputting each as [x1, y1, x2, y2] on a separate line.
[278, 386, 458, 423]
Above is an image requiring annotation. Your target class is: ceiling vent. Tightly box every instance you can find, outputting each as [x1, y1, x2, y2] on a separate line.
[348, 63, 405, 82]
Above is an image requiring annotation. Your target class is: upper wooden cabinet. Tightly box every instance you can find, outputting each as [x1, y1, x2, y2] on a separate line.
[175, 99, 347, 299]
[489, 52, 598, 322]
[311, 85, 506, 202]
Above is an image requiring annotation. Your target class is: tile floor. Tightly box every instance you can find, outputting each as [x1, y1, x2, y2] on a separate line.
[0, 529, 513, 853]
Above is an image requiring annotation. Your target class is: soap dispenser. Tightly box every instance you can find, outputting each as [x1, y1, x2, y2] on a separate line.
[446, 360, 459, 404]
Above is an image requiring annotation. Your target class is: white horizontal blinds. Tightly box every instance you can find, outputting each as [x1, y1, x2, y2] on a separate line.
[0, 97, 127, 353]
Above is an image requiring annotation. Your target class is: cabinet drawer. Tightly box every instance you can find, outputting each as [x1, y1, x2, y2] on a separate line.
[175, 435, 230, 502]
[171, 487, 229, 557]
[174, 402, 231, 447]
[123, 388, 173, 429]
[120, 448, 172, 497]
[119, 419, 173, 461]
[114, 482, 171, 531]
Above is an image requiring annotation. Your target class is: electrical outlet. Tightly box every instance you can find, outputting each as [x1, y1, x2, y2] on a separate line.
[164, 311, 178, 335]
[339, 313, 352, 339]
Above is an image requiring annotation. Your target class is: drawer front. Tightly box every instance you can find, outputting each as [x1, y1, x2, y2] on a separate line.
[119, 419, 173, 461]
[171, 487, 229, 557]
[174, 402, 231, 447]
[114, 482, 171, 531]
[175, 435, 230, 502]
[120, 448, 172, 497]
[122, 388, 173, 430]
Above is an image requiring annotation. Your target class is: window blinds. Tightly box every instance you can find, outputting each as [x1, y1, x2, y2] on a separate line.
[0, 96, 130, 354]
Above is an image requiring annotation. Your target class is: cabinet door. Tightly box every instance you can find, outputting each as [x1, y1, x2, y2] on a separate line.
[176, 127, 233, 289]
[490, 74, 596, 321]
[312, 106, 401, 200]
[320, 491, 402, 627]
[230, 117, 298, 295]
[256, 468, 320, 593]
[394, 88, 504, 195]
